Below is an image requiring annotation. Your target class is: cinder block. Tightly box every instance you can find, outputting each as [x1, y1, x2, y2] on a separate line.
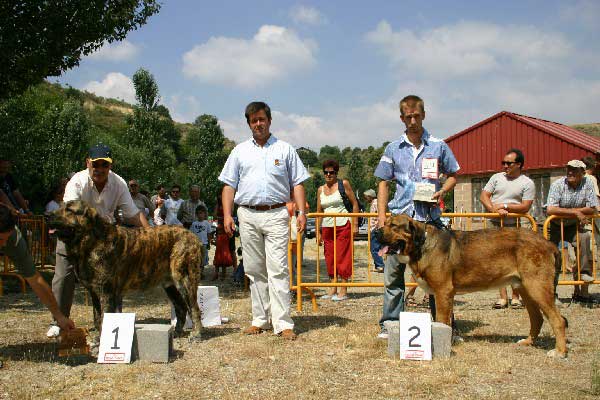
[383, 320, 400, 357]
[133, 324, 173, 363]
[431, 322, 452, 358]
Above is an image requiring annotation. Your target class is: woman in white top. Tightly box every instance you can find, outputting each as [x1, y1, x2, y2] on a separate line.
[316, 159, 359, 301]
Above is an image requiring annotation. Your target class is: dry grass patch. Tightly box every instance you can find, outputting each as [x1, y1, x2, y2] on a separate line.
[0, 240, 599, 399]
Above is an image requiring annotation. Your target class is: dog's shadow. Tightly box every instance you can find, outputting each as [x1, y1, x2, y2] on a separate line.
[454, 318, 487, 335]
[463, 333, 557, 350]
[135, 317, 240, 340]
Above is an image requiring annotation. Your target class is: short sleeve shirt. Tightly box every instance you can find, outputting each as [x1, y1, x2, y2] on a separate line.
[373, 129, 460, 221]
[546, 177, 599, 225]
[218, 135, 310, 205]
[483, 172, 535, 225]
[190, 220, 212, 245]
[63, 170, 139, 223]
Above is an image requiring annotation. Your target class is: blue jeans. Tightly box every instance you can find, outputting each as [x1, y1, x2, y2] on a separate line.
[369, 231, 384, 268]
[379, 254, 406, 328]
[379, 254, 439, 328]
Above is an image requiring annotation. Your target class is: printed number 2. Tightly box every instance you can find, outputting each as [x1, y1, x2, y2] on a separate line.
[408, 326, 421, 347]
[111, 327, 120, 349]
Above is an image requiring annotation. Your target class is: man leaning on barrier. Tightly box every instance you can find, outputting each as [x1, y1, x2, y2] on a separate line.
[0, 204, 75, 333]
[373, 95, 459, 339]
[546, 159, 599, 302]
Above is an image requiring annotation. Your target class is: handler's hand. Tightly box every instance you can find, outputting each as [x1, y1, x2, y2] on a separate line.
[223, 215, 236, 237]
[575, 211, 589, 225]
[432, 189, 445, 204]
[377, 215, 387, 229]
[296, 214, 306, 233]
[56, 315, 75, 332]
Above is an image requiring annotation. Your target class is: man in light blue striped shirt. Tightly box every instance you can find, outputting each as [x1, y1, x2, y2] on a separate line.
[219, 101, 309, 340]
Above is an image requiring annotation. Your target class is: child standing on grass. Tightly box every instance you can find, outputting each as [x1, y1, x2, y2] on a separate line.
[190, 205, 213, 278]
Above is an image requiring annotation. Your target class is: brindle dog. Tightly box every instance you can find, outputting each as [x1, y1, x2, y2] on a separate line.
[48, 200, 205, 340]
[377, 214, 568, 358]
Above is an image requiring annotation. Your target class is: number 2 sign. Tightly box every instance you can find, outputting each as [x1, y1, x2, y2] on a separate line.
[97, 313, 136, 364]
[399, 312, 432, 361]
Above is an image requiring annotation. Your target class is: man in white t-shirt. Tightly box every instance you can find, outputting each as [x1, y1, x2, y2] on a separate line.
[164, 184, 184, 226]
[480, 148, 535, 309]
[47, 144, 149, 337]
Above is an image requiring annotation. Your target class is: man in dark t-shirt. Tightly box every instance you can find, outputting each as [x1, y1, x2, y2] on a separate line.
[0, 159, 30, 214]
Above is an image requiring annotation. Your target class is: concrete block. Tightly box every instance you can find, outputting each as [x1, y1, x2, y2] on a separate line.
[383, 320, 400, 357]
[431, 322, 452, 358]
[385, 320, 453, 358]
[133, 324, 173, 363]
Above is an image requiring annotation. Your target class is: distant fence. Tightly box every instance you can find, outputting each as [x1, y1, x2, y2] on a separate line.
[289, 212, 600, 312]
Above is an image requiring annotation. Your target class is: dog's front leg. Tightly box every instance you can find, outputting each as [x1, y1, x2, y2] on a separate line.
[432, 290, 455, 328]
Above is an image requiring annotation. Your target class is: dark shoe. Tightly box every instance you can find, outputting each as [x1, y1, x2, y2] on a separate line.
[242, 326, 265, 335]
[279, 329, 297, 340]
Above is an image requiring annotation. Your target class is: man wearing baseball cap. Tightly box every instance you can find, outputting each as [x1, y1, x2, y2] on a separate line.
[47, 144, 149, 337]
[545, 159, 599, 302]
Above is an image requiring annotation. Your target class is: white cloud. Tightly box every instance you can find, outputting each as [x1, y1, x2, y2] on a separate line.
[290, 5, 326, 25]
[82, 72, 136, 103]
[182, 25, 317, 88]
[87, 40, 140, 62]
[365, 20, 571, 79]
[164, 94, 203, 123]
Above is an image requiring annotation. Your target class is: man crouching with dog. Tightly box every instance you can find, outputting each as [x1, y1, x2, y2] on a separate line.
[373, 95, 460, 340]
[0, 204, 75, 335]
[47, 144, 149, 338]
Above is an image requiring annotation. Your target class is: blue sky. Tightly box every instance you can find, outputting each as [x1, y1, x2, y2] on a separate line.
[54, 0, 600, 150]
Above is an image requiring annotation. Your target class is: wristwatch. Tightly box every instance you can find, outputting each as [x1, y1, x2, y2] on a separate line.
[503, 203, 508, 210]
[296, 210, 305, 216]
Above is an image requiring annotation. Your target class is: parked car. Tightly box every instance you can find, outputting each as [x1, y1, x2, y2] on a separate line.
[305, 217, 316, 238]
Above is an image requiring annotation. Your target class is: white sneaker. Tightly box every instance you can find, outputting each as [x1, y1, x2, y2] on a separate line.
[46, 325, 60, 338]
[581, 274, 594, 283]
[377, 328, 389, 340]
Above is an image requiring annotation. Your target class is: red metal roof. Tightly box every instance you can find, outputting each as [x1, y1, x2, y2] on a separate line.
[445, 111, 600, 175]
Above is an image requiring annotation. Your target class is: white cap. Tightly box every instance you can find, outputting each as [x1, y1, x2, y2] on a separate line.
[566, 160, 586, 169]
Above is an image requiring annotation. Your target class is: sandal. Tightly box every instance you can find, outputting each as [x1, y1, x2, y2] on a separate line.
[405, 296, 418, 307]
[510, 299, 524, 309]
[493, 299, 508, 309]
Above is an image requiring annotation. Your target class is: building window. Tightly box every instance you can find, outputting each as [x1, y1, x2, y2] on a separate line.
[527, 173, 551, 223]
[470, 177, 488, 213]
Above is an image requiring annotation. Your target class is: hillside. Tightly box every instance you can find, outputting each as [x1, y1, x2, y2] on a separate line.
[571, 123, 600, 138]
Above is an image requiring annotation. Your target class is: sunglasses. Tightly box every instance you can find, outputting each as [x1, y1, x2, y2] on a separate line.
[323, 170, 337, 175]
[501, 161, 516, 166]
[171, 190, 180, 193]
[92, 161, 110, 168]
[129, 184, 138, 187]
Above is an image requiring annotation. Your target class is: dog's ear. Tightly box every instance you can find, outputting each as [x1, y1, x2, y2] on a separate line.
[84, 205, 107, 238]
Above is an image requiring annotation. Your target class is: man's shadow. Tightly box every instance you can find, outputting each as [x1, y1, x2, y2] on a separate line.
[293, 315, 352, 334]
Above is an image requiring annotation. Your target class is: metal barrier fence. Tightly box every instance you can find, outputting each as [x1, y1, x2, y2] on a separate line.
[290, 212, 555, 312]
[0, 215, 52, 296]
[542, 215, 599, 286]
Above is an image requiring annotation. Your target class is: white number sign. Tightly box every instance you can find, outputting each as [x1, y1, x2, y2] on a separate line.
[97, 313, 136, 364]
[399, 312, 432, 361]
[170, 286, 222, 329]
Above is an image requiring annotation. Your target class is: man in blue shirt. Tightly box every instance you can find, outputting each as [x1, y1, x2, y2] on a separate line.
[374, 95, 460, 339]
[219, 102, 310, 340]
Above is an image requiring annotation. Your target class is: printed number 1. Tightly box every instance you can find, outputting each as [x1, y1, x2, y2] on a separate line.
[408, 326, 421, 347]
[111, 327, 120, 349]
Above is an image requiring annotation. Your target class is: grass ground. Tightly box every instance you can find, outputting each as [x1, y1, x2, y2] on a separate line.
[0, 240, 599, 399]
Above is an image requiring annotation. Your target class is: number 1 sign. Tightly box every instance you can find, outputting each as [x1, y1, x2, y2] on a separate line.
[399, 312, 432, 361]
[97, 313, 136, 364]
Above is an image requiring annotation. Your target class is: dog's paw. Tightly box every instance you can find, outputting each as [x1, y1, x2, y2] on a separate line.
[546, 349, 567, 359]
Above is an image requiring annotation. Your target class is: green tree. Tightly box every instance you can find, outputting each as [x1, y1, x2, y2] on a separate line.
[0, 84, 90, 209]
[0, 0, 161, 100]
[133, 68, 160, 111]
[305, 171, 325, 211]
[183, 115, 230, 211]
[296, 147, 318, 169]
[347, 149, 366, 198]
[318, 145, 342, 163]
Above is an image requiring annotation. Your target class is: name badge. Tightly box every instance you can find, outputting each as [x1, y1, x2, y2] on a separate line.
[413, 183, 437, 203]
[421, 158, 438, 179]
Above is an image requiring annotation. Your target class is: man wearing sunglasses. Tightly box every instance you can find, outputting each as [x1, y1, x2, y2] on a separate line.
[480, 149, 535, 309]
[47, 144, 149, 338]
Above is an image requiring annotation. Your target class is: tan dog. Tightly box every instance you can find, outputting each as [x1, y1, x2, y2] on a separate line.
[378, 214, 567, 358]
[49, 200, 205, 340]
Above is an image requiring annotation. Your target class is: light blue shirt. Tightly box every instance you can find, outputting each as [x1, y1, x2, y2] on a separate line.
[374, 129, 460, 221]
[218, 135, 310, 206]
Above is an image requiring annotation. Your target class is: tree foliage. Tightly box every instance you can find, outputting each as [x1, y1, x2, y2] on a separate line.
[0, 0, 161, 100]
[182, 115, 229, 210]
[0, 84, 89, 207]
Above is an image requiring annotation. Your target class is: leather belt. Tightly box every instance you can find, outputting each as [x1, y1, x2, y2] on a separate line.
[242, 202, 286, 211]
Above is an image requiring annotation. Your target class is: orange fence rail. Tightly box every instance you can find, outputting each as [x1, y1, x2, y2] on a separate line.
[290, 212, 556, 312]
[542, 215, 599, 286]
[0, 214, 53, 296]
